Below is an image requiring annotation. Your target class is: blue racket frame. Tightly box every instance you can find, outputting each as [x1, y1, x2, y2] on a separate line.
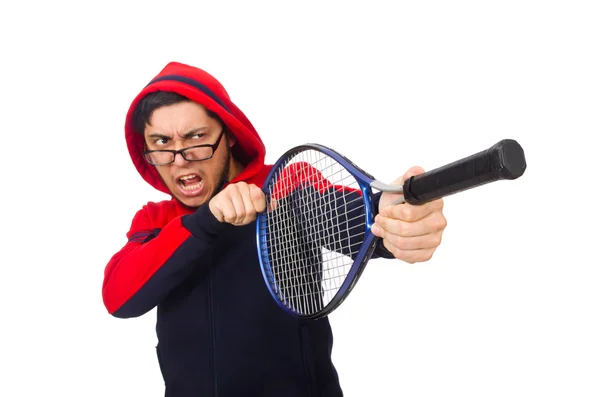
[256, 143, 383, 319]
[257, 138, 528, 318]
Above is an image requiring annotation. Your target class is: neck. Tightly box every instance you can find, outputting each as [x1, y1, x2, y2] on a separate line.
[227, 155, 245, 182]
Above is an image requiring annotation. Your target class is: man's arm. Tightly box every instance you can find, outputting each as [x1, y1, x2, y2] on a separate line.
[102, 203, 231, 318]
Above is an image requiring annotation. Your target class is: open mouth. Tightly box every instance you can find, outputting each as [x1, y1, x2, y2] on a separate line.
[179, 174, 202, 190]
[177, 174, 204, 196]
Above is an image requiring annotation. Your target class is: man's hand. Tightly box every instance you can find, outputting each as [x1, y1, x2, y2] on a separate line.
[209, 182, 266, 225]
[371, 166, 447, 264]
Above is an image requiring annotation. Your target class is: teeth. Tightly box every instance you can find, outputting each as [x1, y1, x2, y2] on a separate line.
[180, 175, 196, 181]
[182, 181, 202, 191]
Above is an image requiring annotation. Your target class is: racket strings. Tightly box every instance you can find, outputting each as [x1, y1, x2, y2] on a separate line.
[263, 259, 359, 292]
[269, 152, 359, 199]
[260, 223, 366, 270]
[259, 197, 365, 248]
[267, 151, 360, 314]
[260, 149, 367, 315]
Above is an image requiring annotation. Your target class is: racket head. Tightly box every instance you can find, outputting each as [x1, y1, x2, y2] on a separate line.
[256, 144, 380, 319]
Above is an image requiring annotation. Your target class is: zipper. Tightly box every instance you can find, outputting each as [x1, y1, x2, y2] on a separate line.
[208, 271, 218, 397]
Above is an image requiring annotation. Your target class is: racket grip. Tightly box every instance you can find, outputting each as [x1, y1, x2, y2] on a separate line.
[402, 139, 526, 205]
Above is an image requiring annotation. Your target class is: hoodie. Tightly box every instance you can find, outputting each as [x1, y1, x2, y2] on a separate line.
[102, 62, 392, 397]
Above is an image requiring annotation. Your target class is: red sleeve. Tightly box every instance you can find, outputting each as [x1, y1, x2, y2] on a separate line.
[102, 201, 229, 317]
[271, 161, 361, 200]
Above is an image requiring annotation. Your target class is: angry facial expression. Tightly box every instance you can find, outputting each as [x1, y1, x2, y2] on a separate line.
[143, 101, 243, 208]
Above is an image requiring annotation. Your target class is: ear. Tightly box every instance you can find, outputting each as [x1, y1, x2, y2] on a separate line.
[226, 130, 237, 148]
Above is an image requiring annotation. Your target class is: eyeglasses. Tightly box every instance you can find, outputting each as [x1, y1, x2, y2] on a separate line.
[143, 129, 225, 166]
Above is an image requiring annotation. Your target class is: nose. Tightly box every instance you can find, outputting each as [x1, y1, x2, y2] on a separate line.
[172, 149, 189, 167]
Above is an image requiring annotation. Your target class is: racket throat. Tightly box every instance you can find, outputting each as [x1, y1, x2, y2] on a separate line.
[369, 180, 406, 205]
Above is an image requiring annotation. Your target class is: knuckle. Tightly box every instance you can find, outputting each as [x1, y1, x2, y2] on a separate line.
[437, 198, 444, 210]
[437, 214, 448, 230]
[254, 191, 266, 205]
[416, 249, 433, 262]
[224, 187, 236, 200]
[224, 211, 235, 223]
[249, 208, 258, 219]
[226, 183, 237, 192]
[392, 235, 409, 250]
[389, 245, 404, 259]
[234, 182, 246, 193]
[237, 210, 246, 222]
[374, 220, 386, 234]
[399, 205, 413, 220]
[397, 222, 410, 237]
[388, 245, 412, 263]
[424, 250, 434, 261]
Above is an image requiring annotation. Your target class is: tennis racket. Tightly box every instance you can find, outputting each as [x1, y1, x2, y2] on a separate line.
[256, 139, 526, 319]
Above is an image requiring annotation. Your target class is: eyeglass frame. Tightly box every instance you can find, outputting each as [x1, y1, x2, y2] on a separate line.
[143, 129, 226, 166]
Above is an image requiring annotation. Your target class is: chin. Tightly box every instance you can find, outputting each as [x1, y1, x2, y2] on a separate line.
[179, 196, 208, 209]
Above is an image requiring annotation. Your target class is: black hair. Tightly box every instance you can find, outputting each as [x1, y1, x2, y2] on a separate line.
[132, 91, 222, 135]
[132, 91, 250, 165]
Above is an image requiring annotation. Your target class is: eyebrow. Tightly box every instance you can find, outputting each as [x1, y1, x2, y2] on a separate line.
[147, 127, 209, 139]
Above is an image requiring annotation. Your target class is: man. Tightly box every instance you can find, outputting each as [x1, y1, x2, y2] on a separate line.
[102, 61, 447, 397]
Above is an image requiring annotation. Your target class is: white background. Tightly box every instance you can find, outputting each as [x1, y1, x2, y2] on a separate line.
[1, 1, 599, 396]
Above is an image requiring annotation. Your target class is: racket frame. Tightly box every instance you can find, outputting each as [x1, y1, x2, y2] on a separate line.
[257, 138, 527, 319]
[256, 143, 383, 319]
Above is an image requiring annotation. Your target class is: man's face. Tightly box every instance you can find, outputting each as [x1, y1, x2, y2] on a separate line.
[143, 101, 241, 208]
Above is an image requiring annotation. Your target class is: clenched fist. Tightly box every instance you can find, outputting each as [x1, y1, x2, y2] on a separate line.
[372, 166, 447, 264]
[209, 182, 267, 226]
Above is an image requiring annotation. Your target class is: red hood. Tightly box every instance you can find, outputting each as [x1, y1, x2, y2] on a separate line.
[125, 62, 270, 196]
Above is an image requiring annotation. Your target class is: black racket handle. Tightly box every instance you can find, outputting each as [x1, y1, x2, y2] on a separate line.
[402, 139, 526, 205]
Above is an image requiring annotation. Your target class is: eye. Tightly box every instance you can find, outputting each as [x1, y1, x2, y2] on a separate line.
[154, 137, 169, 146]
[190, 133, 205, 140]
